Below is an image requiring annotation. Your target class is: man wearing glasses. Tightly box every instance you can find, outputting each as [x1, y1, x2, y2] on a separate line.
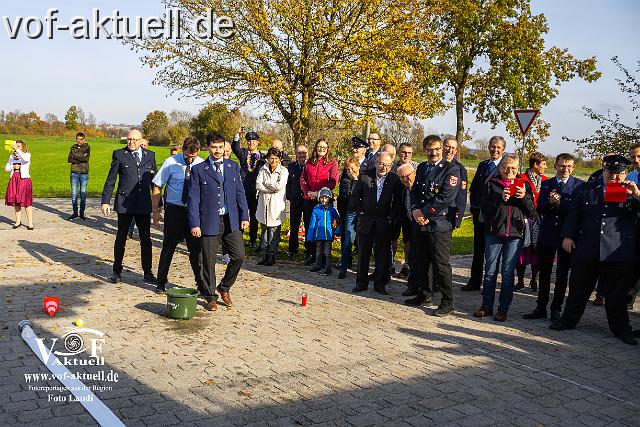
[409, 135, 461, 316]
[443, 137, 468, 229]
[351, 152, 403, 294]
[151, 136, 205, 294]
[67, 132, 90, 220]
[101, 128, 157, 284]
[365, 133, 382, 163]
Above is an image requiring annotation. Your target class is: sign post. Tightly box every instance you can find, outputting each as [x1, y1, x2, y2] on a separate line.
[513, 109, 540, 173]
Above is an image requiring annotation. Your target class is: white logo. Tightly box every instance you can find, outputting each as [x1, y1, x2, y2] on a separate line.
[34, 328, 106, 366]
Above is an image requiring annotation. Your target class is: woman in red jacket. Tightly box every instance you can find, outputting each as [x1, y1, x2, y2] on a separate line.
[515, 152, 547, 292]
[300, 138, 339, 265]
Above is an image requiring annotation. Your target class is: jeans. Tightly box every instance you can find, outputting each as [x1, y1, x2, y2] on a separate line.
[260, 224, 281, 256]
[482, 235, 523, 313]
[339, 212, 357, 271]
[70, 173, 88, 215]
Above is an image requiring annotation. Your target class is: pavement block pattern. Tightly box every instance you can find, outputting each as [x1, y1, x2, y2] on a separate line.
[0, 199, 639, 426]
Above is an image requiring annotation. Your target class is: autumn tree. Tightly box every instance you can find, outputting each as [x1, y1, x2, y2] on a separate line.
[131, 0, 444, 146]
[65, 106, 79, 130]
[142, 110, 170, 145]
[564, 57, 640, 157]
[380, 117, 425, 148]
[412, 0, 600, 151]
[189, 104, 243, 143]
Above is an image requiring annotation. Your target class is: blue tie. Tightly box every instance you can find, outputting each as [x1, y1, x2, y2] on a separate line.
[425, 164, 434, 174]
[487, 162, 496, 174]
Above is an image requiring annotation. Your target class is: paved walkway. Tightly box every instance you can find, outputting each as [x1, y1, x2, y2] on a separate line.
[0, 199, 639, 426]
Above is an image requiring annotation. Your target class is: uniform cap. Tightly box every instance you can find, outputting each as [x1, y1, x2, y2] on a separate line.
[603, 154, 631, 173]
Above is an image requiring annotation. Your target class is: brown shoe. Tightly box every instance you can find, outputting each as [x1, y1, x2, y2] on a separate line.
[205, 300, 217, 311]
[473, 306, 493, 318]
[493, 311, 507, 322]
[217, 286, 233, 307]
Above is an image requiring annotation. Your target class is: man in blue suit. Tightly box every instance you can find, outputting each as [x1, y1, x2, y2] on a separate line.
[524, 153, 582, 322]
[101, 129, 157, 284]
[189, 132, 249, 311]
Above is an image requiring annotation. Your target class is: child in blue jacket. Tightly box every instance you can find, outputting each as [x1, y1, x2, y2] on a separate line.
[307, 187, 340, 275]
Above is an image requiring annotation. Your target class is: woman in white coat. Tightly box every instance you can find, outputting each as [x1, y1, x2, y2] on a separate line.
[256, 147, 289, 266]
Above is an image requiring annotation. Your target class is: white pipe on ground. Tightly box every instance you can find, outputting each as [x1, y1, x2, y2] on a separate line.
[18, 320, 125, 427]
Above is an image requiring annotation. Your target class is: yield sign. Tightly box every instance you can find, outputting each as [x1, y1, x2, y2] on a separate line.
[514, 109, 540, 136]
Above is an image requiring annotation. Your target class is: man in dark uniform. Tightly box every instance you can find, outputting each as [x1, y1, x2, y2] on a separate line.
[443, 137, 468, 229]
[231, 130, 265, 249]
[462, 136, 505, 291]
[351, 152, 403, 294]
[101, 128, 157, 284]
[523, 153, 582, 322]
[189, 132, 250, 311]
[286, 144, 308, 258]
[408, 135, 461, 317]
[550, 154, 640, 345]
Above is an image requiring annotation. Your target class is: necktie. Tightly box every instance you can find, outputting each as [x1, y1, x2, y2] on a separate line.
[558, 180, 564, 191]
[181, 163, 191, 204]
[216, 162, 225, 212]
[487, 162, 496, 174]
[133, 151, 140, 166]
[425, 164, 434, 174]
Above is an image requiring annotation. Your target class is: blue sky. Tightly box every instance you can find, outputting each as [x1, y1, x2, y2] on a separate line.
[0, 0, 638, 154]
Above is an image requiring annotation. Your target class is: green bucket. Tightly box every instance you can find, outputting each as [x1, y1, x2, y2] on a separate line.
[166, 288, 199, 320]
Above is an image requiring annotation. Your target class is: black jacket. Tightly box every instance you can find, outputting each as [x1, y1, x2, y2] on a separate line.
[101, 148, 157, 214]
[449, 158, 468, 228]
[470, 159, 500, 219]
[537, 175, 583, 248]
[231, 137, 265, 193]
[481, 175, 536, 239]
[350, 168, 403, 235]
[337, 168, 358, 216]
[286, 161, 305, 208]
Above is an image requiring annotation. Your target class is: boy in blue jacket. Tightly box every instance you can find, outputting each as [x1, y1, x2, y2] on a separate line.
[307, 187, 340, 275]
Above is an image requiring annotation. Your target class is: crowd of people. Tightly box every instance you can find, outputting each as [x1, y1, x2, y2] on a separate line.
[7, 128, 640, 345]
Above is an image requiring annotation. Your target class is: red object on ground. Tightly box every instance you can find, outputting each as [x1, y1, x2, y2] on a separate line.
[43, 297, 59, 317]
[605, 182, 627, 203]
[301, 293, 307, 307]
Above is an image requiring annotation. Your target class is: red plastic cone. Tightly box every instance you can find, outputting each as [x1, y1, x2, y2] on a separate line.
[43, 297, 59, 317]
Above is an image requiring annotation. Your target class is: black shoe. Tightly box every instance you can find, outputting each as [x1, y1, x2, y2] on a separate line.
[523, 308, 547, 320]
[338, 270, 347, 279]
[27, 226, 34, 230]
[549, 320, 574, 331]
[143, 273, 158, 285]
[402, 287, 419, 297]
[154, 283, 166, 294]
[615, 331, 638, 346]
[109, 273, 121, 284]
[309, 266, 322, 273]
[68, 213, 79, 221]
[374, 288, 388, 295]
[433, 305, 454, 317]
[12, 224, 20, 229]
[550, 310, 562, 323]
[323, 269, 332, 276]
[530, 281, 538, 292]
[352, 286, 368, 293]
[514, 282, 525, 292]
[265, 255, 275, 266]
[79, 214, 87, 220]
[461, 283, 480, 291]
[257, 255, 267, 265]
[405, 295, 432, 307]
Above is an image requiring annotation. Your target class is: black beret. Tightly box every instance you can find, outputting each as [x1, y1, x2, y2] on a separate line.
[603, 154, 631, 173]
[352, 136, 367, 149]
[245, 131, 260, 141]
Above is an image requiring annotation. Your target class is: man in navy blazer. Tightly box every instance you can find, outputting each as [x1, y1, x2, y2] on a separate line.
[524, 153, 583, 322]
[101, 129, 157, 284]
[189, 132, 249, 311]
[462, 136, 505, 291]
[443, 137, 468, 229]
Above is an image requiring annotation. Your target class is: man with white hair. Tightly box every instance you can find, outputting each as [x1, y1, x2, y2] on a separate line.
[350, 152, 403, 294]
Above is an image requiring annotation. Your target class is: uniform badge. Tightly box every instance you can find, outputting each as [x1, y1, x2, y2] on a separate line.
[461, 181, 467, 190]
[450, 175, 459, 186]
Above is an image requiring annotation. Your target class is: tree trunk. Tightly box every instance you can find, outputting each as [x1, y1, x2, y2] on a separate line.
[455, 86, 465, 145]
